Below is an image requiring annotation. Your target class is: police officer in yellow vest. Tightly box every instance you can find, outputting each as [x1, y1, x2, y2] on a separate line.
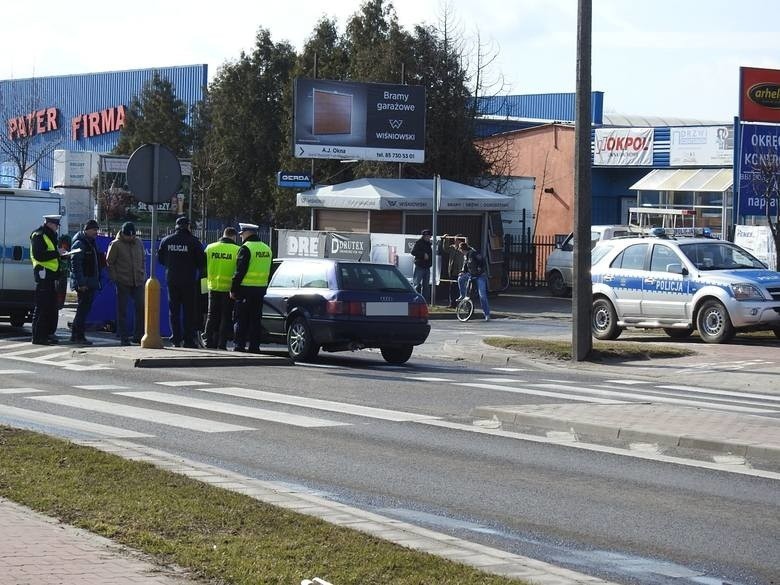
[30, 214, 67, 345]
[229, 223, 272, 353]
[204, 227, 239, 350]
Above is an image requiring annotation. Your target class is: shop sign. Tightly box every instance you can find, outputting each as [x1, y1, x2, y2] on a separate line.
[6, 107, 59, 140]
[593, 128, 654, 166]
[737, 122, 780, 216]
[669, 126, 733, 166]
[740, 66, 780, 123]
[71, 104, 126, 140]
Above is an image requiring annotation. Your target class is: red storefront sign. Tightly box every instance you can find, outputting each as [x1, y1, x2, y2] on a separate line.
[740, 66, 780, 123]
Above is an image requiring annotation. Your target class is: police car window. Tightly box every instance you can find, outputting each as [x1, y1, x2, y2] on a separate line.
[650, 245, 681, 272]
[610, 243, 647, 270]
[680, 242, 765, 270]
[268, 262, 300, 288]
[300, 264, 329, 288]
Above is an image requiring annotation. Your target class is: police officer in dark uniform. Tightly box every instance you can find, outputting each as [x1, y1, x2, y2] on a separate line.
[157, 216, 206, 348]
[204, 227, 239, 349]
[30, 214, 66, 345]
[230, 223, 272, 353]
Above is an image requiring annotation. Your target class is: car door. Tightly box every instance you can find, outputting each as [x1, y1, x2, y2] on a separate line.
[600, 243, 649, 318]
[641, 243, 690, 320]
[263, 261, 302, 341]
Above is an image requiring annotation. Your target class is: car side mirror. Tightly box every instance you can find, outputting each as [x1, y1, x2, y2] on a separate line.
[666, 263, 687, 275]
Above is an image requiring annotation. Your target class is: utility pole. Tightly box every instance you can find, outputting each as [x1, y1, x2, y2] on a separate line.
[572, 0, 593, 361]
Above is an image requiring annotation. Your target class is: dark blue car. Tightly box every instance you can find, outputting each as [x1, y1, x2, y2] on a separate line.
[262, 259, 430, 363]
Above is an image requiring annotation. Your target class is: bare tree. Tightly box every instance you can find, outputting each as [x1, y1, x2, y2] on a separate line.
[749, 143, 780, 266]
[0, 79, 61, 188]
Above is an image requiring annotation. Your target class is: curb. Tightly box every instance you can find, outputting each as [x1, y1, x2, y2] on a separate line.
[71, 347, 290, 369]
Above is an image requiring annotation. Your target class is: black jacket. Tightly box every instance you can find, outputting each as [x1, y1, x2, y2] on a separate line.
[461, 247, 485, 276]
[30, 224, 61, 281]
[410, 237, 433, 268]
[157, 227, 206, 286]
[70, 230, 102, 290]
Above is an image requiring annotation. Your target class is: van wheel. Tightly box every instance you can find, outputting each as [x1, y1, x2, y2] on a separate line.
[380, 345, 414, 365]
[592, 298, 622, 340]
[696, 300, 734, 344]
[548, 271, 569, 297]
[9, 310, 26, 328]
[663, 327, 693, 339]
[287, 316, 319, 362]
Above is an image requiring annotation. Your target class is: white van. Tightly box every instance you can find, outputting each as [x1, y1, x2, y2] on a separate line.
[545, 225, 633, 297]
[0, 188, 65, 326]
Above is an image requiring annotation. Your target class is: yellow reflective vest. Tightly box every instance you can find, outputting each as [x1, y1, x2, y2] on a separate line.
[205, 240, 239, 292]
[31, 232, 59, 272]
[240, 241, 272, 287]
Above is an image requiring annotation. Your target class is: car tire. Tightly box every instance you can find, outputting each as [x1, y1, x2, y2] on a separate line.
[286, 316, 319, 362]
[380, 345, 414, 365]
[696, 299, 735, 344]
[592, 297, 622, 340]
[773, 328, 780, 339]
[9, 310, 26, 328]
[663, 327, 693, 339]
[548, 271, 569, 297]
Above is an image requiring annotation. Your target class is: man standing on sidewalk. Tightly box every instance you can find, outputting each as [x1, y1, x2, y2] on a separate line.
[230, 223, 272, 353]
[157, 216, 206, 348]
[106, 222, 146, 345]
[29, 214, 66, 345]
[411, 228, 433, 303]
[204, 227, 239, 350]
[69, 219, 103, 345]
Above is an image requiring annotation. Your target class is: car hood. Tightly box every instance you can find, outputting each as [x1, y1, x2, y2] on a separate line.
[699, 269, 780, 288]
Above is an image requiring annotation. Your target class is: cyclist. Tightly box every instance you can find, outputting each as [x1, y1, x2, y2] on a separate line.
[456, 241, 491, 321]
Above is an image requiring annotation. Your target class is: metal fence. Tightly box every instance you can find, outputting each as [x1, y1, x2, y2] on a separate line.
[503, 232, 559, 288]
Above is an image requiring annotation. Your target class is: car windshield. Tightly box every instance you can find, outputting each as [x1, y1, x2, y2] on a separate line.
[679, 242, 766, 270]
[337, 263, 413, 292]
[591, 241, 619, 266]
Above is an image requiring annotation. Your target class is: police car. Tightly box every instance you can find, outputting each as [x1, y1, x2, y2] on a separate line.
[590, 229, 780, 343]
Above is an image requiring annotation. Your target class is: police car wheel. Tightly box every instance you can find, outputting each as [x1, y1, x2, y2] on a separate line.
[696, 299, 735, 344]
[592, 298, 622, 340]
[663, 327, 693, 339]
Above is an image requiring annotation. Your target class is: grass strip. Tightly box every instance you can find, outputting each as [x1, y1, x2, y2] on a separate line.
[483, 337, 694, 361]
[0, 427, 527, 585]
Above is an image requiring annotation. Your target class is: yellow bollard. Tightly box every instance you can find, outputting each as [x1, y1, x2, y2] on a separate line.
[141, 276, 164, 349]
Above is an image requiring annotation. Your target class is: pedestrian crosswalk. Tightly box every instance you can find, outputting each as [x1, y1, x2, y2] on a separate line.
[0, 336, 114, 371]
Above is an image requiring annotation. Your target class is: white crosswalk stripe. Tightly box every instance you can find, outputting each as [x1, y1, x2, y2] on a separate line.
[1, 405, 152, 438]
[115, 391, 351, 428]
[0, 388, 43, 394]
[29, 394, 254, 433]
[454, 382, 627, 404]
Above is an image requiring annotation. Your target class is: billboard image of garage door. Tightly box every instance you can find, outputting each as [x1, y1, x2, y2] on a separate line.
[294, 78, 425, 163]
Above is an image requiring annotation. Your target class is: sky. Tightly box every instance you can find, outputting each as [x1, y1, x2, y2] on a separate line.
[2, 0, 778, 122]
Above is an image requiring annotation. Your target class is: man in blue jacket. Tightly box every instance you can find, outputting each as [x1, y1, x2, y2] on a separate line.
[158, 216, 206, 348]
[69, 219, 103, 345]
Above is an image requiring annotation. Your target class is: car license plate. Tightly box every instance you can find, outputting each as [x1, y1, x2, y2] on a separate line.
[365, 302, 408, 316]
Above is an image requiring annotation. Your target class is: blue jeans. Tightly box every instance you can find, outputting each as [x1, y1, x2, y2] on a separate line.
[413, 265, 431, 302]
[457, 273, 490, 318]
[116, 283, 145, 341]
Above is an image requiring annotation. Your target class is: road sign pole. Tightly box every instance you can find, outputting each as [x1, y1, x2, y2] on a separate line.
[141, 145, 163, 349]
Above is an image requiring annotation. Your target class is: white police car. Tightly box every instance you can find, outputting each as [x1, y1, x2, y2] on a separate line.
[590, 230, 780, 343]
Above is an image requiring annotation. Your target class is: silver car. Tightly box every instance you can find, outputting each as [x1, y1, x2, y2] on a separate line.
[591, 232, 780, 343]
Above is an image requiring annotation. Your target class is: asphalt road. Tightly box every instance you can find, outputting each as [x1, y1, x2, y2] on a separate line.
[0, 335, 777, 585]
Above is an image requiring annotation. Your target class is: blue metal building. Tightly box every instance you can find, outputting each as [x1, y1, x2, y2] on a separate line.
[0, 64, 207, 189]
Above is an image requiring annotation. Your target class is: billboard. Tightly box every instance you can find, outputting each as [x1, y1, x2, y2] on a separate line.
[593, 128, 654, 166]
[293, 78, 425, 163]
[669, 126, 733, 166]
[740, 67, 780, 123]
[737, 122, 780, 217]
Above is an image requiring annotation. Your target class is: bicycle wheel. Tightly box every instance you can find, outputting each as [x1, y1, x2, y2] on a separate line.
[455, 297, 475, 322]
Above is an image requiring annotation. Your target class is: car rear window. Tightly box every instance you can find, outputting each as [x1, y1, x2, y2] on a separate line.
[338, 263, 413, 291]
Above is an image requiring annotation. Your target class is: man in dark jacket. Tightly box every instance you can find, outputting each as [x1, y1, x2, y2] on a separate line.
[30, 214, 66, 345]
[157, 216, 206, 348]
[69, 219, 103, 345]
[410, 228, 433, 302]
[457, 242, 491, 321]
[230, 223, 272, 353]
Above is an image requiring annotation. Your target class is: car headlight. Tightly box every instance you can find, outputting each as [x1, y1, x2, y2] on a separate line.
[730, 283, 766, 301]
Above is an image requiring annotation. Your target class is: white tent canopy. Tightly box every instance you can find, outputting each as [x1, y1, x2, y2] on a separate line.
[297, 178, 514, 211]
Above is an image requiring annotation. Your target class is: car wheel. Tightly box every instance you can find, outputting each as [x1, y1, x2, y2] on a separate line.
[9, 310, 26, 328]
[592, 298, 622, 340]
[380, 345, 414, 365]
[286, 316, 319, 362]
[548, 271, 569, 297]
[696, 299, 735, 344]
[663, 327, 693, 339]
[774, 328, 780, 339]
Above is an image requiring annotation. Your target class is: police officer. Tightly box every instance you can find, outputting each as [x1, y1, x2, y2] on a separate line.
[30, 214, 66, 345]
[203, 227, 239, 349]
[230, 223, 272, 353]
[157, 216, 206, 348]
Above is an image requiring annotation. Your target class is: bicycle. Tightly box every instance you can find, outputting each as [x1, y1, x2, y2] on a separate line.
[455, 276, 479, 322]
